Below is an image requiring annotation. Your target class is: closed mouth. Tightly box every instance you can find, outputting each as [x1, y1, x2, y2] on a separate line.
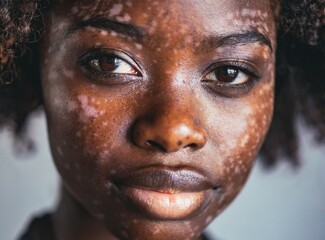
[112, 167, 219, 220]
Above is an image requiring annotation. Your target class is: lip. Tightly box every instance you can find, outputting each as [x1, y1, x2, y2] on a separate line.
[113, 168, 217, 219]
[114, 168, 215, 192]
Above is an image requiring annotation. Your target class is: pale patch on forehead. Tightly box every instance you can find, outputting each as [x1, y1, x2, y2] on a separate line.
[226, 8, 274, 37]
[67, 0, 132, 24]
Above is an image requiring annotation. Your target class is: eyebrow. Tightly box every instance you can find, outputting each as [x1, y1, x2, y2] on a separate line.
[200, 30, 273, 53]
[67, 18, 272, 52]
[67, 18, 145, 41]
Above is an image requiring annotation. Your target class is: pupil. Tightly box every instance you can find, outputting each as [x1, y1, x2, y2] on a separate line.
[216, 67, 238, 82]
[102, 57, 119, 71]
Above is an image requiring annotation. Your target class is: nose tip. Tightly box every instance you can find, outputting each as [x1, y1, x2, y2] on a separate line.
[133, 120, 207, 153]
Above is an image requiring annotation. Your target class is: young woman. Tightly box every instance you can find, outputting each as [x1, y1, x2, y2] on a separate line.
[0, 0, 324, 239]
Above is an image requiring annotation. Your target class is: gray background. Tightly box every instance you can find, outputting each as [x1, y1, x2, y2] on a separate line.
[1, 112, 324, 240]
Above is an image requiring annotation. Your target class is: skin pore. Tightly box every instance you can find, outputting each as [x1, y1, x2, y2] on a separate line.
[40, 0, 276, 239]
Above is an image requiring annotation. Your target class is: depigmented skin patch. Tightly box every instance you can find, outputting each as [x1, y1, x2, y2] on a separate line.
[41, 0, 277, 239]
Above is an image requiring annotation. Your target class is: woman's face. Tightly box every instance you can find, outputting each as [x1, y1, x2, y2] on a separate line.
[41, 0, 276, 238]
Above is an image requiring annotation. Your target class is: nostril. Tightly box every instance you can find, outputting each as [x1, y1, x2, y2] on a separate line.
[145, 140, 166, 152]
[184, 143, 198, 149]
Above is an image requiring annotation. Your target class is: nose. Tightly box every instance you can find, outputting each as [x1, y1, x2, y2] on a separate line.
[133, 106, 207, 153]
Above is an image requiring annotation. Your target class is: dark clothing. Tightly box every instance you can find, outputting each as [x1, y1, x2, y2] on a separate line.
[19, 214, 55, 240]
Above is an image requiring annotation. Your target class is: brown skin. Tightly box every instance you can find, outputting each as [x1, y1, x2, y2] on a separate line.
[41, 0, 276, 239]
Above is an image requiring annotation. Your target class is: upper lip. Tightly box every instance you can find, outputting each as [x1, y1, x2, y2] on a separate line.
[113, 167, 215, 193]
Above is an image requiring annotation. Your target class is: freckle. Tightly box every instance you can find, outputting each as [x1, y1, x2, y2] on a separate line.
[100, 30, 108, 36]
[109, 3, 123, 16]
[135, 43, 143, 49]
[116, 13, 131, 23]
[235, 166, 241, 174]
[177, 140, 183, 146]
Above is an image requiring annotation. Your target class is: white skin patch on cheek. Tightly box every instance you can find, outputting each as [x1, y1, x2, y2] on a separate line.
[77, 95, 100, 119]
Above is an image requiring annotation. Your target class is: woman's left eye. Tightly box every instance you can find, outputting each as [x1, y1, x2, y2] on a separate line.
[204, 66, 250, 85]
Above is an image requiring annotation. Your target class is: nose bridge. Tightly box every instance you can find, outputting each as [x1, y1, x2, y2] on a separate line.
[132, 87, 207, 153]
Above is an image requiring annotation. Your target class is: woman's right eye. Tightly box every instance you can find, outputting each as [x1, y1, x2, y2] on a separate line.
[79, 51, 141, 84]
[89, 56, 139, 75]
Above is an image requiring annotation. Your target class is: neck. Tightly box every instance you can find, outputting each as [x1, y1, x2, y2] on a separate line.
[53, 185, 117, 240]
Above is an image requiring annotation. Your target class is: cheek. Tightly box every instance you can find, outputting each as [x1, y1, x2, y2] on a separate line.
[203, 79, 274, 214]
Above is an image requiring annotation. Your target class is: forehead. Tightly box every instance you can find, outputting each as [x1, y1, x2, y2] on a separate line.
[52, 0, 276, 41]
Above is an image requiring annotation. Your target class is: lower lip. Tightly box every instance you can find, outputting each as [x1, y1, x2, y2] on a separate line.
[123, 187, 212, 220]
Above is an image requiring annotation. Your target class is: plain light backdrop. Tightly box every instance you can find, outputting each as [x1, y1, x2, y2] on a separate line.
[1, 111, 324, 240]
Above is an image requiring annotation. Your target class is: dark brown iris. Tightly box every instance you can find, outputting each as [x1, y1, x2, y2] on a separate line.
[90, 56, 120, 72]
[215, 67, 238, 82]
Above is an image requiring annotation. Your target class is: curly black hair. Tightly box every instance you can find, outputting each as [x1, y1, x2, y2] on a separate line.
[0, 0, 324, 167]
